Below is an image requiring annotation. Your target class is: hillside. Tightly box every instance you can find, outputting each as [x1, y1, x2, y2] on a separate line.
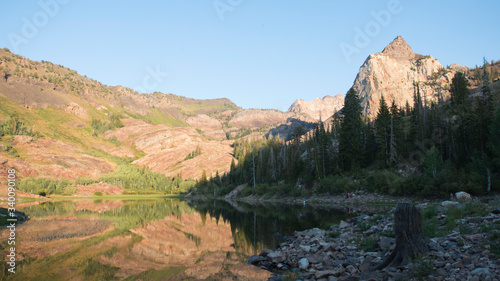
[0, 47, 340, 197]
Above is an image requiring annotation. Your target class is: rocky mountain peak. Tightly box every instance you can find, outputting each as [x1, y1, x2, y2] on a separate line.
[351, 36, 457, 119]
[381, 36, 416, 60]
[288, 94, 344, 121]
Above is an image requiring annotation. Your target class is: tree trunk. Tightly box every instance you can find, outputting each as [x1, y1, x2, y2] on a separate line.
[487, 168, 491, 192]
[375, 203, 429, 270]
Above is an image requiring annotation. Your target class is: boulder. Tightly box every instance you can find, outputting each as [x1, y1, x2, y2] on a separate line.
[455, 191, 472, 201]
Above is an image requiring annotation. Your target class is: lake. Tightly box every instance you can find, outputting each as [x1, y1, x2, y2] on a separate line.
[0, 198, 355, 280]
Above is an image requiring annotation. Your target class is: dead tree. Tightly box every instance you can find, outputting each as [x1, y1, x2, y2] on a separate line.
[375, 203, 429, 269]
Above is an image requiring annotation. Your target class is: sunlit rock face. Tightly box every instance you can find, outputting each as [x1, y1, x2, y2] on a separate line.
[288, 94, 344, 121]
[100, 212, 270, 279]
[129, 213, 235, 266]
[352, 36, 461, 120]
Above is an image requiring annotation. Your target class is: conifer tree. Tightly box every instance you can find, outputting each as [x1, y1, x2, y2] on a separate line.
[339, 88, 363, 170]
[375, 95, 391, 166]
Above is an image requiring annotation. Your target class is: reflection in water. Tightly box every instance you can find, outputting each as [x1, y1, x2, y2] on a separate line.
[190, 200, 355, 255]
[0, 198, 352, 280]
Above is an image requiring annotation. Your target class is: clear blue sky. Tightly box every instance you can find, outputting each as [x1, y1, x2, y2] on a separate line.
[1, 0, 499, 111]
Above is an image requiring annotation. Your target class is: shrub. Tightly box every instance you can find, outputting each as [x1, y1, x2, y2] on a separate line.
[366, 170, 405, 195]
[359, 237, 378, 252]
[93, 191, 103, 196]
[318, 175, 356, 194]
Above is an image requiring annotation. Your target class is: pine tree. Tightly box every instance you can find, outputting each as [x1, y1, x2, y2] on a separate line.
[339, 88, 364, 170]
[375, 95, 391, 166]
[450, 72, 471, 164]
[200, 170, 208, 186]
[450, 72, 469, 108]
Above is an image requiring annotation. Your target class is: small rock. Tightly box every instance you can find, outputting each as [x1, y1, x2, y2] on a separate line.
[315, 269, 342, 279]
[307, 254, 322, 264]
[299, 258, 310, 270]
[267, 251, 285, 263]
[299, 245, 312, 253]
[378, 237, 395, 251]
[345, 265, 358, 274]
[260, 249, 273, 257]
[339, 220, 349, 229]
[441, 201, 459, 207]
[347, 257, 360, 265]
[248, 255, 265, 264]
[471, 267, 490, 276]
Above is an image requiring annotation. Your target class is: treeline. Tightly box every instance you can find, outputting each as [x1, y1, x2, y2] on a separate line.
[18, 178, 75, 196]
[76, 165, 196, 194]
[17, 165, 196, 196]
[195, 71, 500, 197]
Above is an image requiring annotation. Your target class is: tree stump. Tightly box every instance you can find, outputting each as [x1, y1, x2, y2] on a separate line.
[375, 203, 429, 270]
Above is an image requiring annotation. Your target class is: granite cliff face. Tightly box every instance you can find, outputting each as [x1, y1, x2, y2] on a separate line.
[351, 36, 463, 119]
[288, 94, 344, 121]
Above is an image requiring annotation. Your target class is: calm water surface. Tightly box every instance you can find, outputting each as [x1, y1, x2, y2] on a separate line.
[1, 198, 354, 280]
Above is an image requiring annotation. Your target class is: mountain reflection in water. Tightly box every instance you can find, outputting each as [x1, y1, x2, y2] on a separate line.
[0, 198, 353, 280]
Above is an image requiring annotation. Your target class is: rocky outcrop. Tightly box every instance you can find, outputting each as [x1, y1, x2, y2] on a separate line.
[64, 102, 89, 119]
[288, 94, 344, 121]
[351, 36, 463, 119]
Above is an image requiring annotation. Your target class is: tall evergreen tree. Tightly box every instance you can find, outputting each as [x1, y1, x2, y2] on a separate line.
[375, 95, 391, 166]
[339, 88, 364, 170]
[450, 72, 471, 164]
[450, 72, 469, 108]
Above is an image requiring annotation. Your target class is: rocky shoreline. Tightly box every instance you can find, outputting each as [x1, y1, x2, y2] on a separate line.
[249, 198, 500, 281]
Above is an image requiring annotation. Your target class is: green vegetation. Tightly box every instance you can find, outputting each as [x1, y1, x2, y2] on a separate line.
[83, 258, 119, 280]
[76, 164, 196, 194]
[328, 231, 341, 238]
[358, 236, 378, 252]
[0, 114, 41, 138]
[125, 108, 187, 127]
[18, 178, 71, 196]
[91, 114, 124, 135]
[411, 254, 436, 280]
[184, 145, 202, 160]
